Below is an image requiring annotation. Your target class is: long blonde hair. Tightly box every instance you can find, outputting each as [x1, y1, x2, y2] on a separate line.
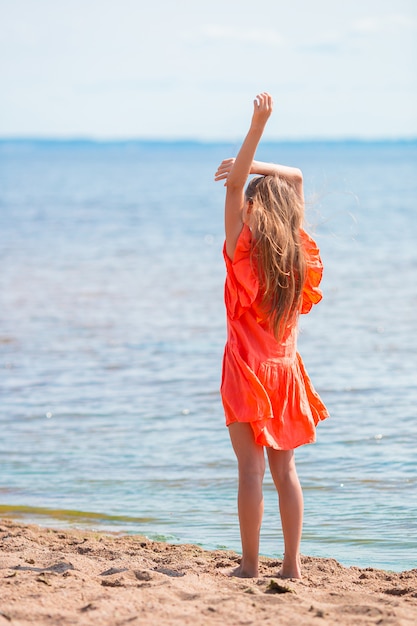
[246, 175, 306, 341]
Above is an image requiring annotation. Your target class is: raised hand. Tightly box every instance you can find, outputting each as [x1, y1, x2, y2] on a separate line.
[251, 92, 273, 129]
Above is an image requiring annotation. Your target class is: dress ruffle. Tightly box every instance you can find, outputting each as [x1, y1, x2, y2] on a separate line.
[222, 346, 329, 450]
[299, 229, 324, 314]
[223, 226, 258, 320]
[249, 354, 329, 449]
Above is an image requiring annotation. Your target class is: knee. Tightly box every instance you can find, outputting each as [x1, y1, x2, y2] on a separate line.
[272, 465, 294, 488]
[268, 452, 298, 488]
[238, 462, 265, 487]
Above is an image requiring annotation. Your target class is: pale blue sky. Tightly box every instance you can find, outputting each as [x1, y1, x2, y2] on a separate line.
[1, 0, 416, 139]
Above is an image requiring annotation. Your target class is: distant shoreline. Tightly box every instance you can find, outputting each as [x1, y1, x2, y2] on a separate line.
[1, 136, 416, 148]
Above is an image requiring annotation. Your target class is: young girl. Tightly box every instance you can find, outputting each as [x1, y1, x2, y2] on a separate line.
[214, 93, 329, 579]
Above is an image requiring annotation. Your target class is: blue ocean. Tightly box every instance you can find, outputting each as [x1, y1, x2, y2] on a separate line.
[1, 138, 416, 572]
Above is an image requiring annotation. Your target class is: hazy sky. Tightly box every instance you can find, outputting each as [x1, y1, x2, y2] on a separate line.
[1, 0, 416, 139]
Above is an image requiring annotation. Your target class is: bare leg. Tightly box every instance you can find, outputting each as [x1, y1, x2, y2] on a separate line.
[228, 422, 265, 577]
[266, 448, 303, 579]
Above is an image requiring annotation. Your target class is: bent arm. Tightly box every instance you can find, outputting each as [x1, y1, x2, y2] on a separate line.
[216, 159, 304, 206]
[251, 160, 304, 201]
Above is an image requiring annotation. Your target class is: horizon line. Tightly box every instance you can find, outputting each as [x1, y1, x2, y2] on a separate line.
[0, 135, 416, 146]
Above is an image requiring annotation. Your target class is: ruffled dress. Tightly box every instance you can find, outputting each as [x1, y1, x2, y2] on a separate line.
[221, 225, 329, 450]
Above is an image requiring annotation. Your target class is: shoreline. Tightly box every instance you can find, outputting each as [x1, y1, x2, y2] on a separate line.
[1, 519, 416, 625]
[0, 506, 413, 574]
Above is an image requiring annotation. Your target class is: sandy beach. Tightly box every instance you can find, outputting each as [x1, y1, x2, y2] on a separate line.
[0, 519, 416, 625]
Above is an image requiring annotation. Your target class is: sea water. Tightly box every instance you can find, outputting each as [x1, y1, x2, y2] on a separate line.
[0, 139, 416, 572]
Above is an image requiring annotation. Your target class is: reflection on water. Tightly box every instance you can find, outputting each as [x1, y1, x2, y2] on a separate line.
[0, 140, 416, 572]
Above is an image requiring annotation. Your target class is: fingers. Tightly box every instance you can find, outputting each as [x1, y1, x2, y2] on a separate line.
[254, 92, 273, 113]
[214, 158, 235, 182]
[217, 158, 235, 168]
[255, 92, 273, 105]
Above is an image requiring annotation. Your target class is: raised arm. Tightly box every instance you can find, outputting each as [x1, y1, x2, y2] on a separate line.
[214, 93, 273, 260]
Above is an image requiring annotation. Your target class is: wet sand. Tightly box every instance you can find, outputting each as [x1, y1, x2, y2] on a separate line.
[0, 518, 416, 625]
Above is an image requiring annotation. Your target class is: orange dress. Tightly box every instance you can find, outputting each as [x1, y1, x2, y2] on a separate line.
[221, 225, 329, 450]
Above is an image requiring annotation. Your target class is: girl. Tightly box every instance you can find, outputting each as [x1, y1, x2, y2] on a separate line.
[214, 93, 329, 579]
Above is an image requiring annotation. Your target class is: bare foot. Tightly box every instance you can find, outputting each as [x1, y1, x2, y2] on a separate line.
[278, 555, 302, 579]
[227, 564, 259, 578]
